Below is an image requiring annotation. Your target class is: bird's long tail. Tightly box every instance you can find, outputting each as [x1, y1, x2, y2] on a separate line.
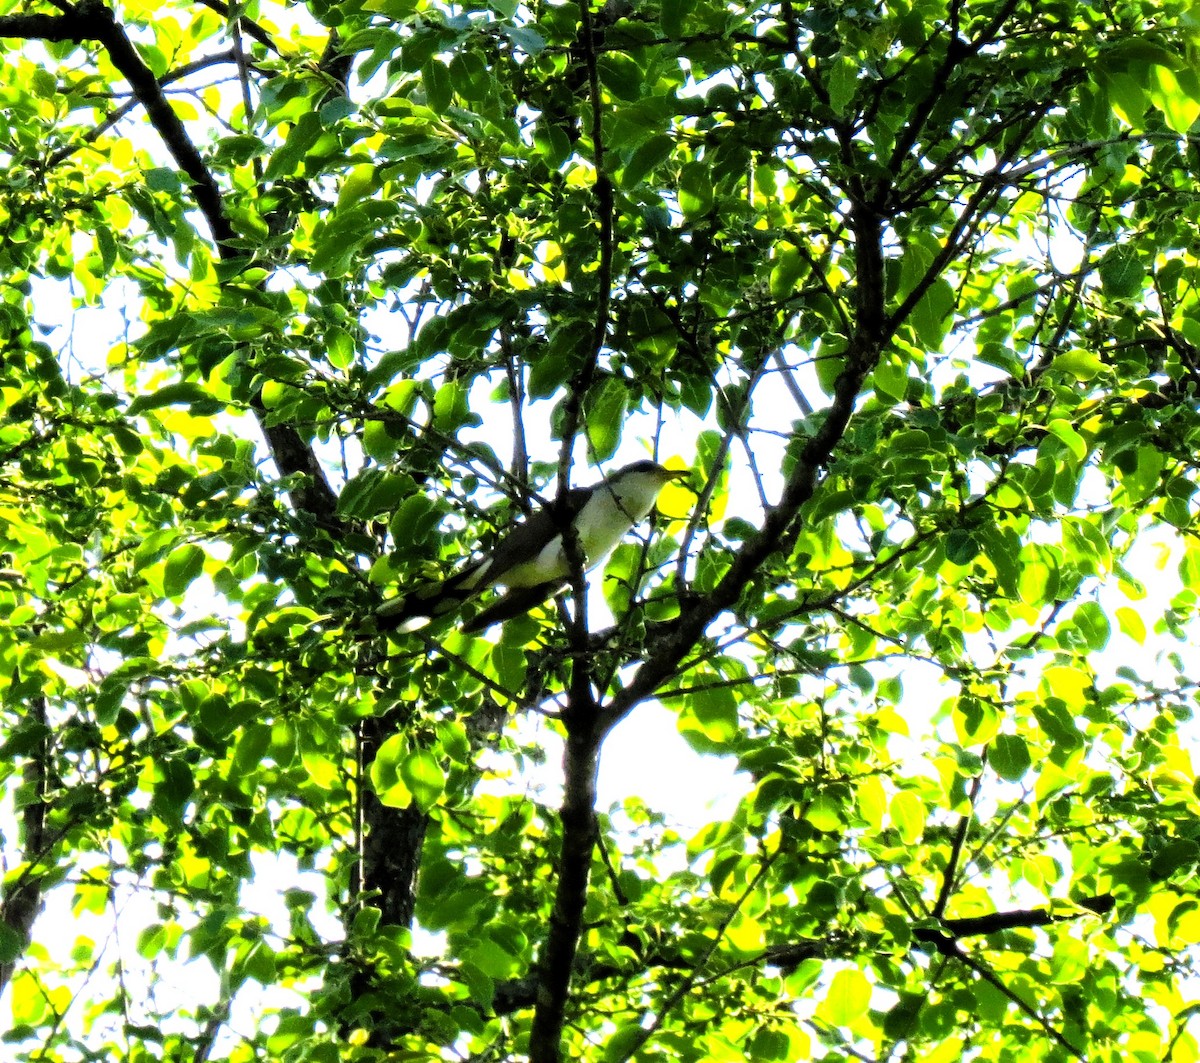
[376, 563, 486, 633]
[460, 579, 565, 633]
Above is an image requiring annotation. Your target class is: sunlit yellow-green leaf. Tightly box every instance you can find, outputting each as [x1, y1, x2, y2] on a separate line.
[1046, 419, 1087, 462]
[1041, 665, 1090, 709]
[805, 795, 845, 833]
[1116, 605, 1146, 643]
[890, 791, 925, 844]
[817, 968, 871, 1028]
[1149, 64, 1200, 134]
[1053, 348, 1106, 380]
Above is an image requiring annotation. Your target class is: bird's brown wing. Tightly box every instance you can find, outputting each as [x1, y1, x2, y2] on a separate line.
[479, 485, 591, 587]
[376, 484, 592, 633]
[375, 560, 489, 632]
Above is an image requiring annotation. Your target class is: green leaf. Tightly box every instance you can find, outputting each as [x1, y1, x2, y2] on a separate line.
[811, 335, 849, 398]
[1046, 419, 1087, 463]
[1116, 606, 1146, 644]
[325, 326, 356, 368]
[127, 382, 216, 416]
[528, 350, 571, 398]
[1041, 665, 1090, 710]
[434, 379, 474, 430]
[1071, 600, 1111, 652]
[990, 734, 1032, 782]
[534, 123, 572, 168]
[505, 25, 546, 56]
[883, 993, 925, 1040]
[145, 167, 180, 193]
[677, 684, 738, 749]
[1151, 838, 1200, 879]
[1099, 69, 1148, 125]
[449, 51, 493, 102]
[1099, 245, 1144, 299]
[747, 1029, 791, 1061]
[423, 59, 453, 113]
[389, 493, 442, 552]
[339, 469, 416, 519]
[369, 733, 412, 808]
[490, 644, 528, 690]
[804, 795, 844, 833]
[1149, 64, 1200, 134]
[263, 112, 321, 181]
[604, 1025, 646, 1062]
[769, 245, 808, 301]
[363, 419, 405, 463]
[890, 791, 925, 845]
[336, 164, 376, 211]
[597, 53, 644, 101]
[137, 923, 168, 960]
[400, 748, 445, 812]
[584, 376, 628, 461]
[234, 723, 272, 778]
[909, 278, 954, 352]
[163, 544, 205, 598]
[660, 0, 694, 35]
[827, 56, 859, 115]
[872, 353, 907, 402]
[154, 759, 194, 824]
[955, 696, 999, 746]
[1052, 347, 1105, 381]
[622, 134, 674, 189]
[1119, 444, 1163, 504]
[678, 161, 714, 219]
[818, 968, 871, 1027]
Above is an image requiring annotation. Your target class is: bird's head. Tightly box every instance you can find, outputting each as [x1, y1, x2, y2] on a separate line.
[602, 461, 692, 519]
[612, 460, 691, 486]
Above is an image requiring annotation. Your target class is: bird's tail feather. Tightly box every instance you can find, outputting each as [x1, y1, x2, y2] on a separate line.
[376, 563, 487, 633]
[461, 580, 565, 633]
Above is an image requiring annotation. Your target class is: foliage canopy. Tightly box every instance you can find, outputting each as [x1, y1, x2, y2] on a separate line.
[3, 0, 1200, 1058]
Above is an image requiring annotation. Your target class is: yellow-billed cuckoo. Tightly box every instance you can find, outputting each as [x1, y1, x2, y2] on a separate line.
[377, 460, 685, 634]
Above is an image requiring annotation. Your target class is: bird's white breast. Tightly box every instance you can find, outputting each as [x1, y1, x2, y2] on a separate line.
[575, 472, 667, 562]
[493, 469, 669, 588]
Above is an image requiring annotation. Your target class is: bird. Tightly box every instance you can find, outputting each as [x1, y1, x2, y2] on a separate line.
[377, 460, 686, 634]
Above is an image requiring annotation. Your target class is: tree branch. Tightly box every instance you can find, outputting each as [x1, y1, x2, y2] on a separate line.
[555, 0, 615, 482]
[46, 50, 239, 168]
[0, 695, 49, 996]
[529, 3, 619, 1053]
[604, 201, 889, 727]
[527, 722, 602, 1063]
[916, 894, 1115, 950]
[192, 0, 281, 55]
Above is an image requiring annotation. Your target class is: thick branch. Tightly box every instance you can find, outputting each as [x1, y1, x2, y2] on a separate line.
[529, 6, 617, 1053]
[44, 0, 240, 249]
[0, 696, 49, 995]
[916, 894, 1115, 953]
[0, 11, 84, 38]
[528, 722, 603, 1063]
[493, 891, 1115, 1022]
[355, 717, 429, 928]
[47, 50, 239, 168]
[72, 0, 340, 517]
[493, 935, 833, 1017]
